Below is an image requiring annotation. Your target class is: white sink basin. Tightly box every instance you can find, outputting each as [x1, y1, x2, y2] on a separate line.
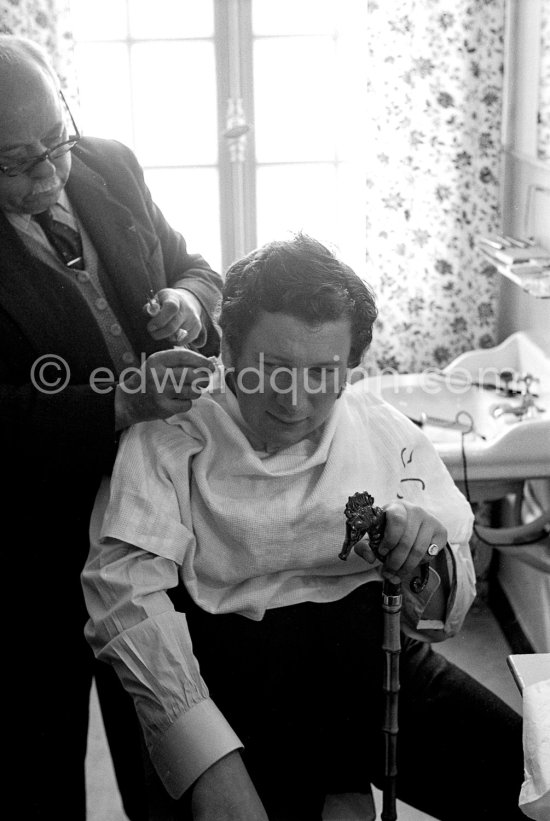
[367, 331, 550, 483]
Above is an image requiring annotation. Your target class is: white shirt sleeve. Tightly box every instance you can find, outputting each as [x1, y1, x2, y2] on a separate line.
[82, 477, 243, 800]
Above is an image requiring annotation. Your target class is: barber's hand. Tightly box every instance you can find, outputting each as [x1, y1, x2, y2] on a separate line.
[190, 751, 268, 821]
[146, 288, 203, 344]
[115, 348, 214, 430]
[354, 500, 447, 584]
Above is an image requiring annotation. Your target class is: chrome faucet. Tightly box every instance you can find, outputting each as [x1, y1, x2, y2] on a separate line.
[490, 374, 545, 420]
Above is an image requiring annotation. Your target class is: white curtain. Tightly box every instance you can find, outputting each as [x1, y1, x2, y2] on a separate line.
[364, 0, 506, 373]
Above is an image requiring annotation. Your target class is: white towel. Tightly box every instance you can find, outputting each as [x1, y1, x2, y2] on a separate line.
[519, 678, 550, 820]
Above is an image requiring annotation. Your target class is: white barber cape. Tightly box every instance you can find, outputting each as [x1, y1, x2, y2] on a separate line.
[101, 373, 475, 629]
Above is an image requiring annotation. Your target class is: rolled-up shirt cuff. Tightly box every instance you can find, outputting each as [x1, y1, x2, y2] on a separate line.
[149, 698, 243, 799]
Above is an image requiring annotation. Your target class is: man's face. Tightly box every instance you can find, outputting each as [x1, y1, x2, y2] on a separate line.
[226, 310, 352, 451]
[0, 64, 71, 214]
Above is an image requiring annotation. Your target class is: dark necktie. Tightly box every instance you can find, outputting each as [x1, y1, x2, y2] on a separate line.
[34, 209, 84, 270]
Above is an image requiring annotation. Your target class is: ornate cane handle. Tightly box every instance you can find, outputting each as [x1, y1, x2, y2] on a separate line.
[339, 491, 430, 593]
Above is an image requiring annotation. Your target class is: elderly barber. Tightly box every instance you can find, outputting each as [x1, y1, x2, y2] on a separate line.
[84, 234, 524, 821]
[0, 35, 221, 821]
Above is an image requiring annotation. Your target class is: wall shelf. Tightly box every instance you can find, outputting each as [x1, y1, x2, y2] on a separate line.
[478, 235, 550, 298]
[497, 267, 550, 299]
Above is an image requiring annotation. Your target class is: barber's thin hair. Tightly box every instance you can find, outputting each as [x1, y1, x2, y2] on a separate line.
[220, 234, 378, 368]
[0, 34, 59, 86]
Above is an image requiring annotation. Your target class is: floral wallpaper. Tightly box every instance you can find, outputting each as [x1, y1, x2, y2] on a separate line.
[0, 0, 75, 96]
[363, 0, 506, 373]
[539, 0, 550, 164]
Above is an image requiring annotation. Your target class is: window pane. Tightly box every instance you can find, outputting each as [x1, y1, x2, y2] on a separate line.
[256, 163, 365, 275]
[335, 35, 367, 160]
[254, 37, 336, 162]
[252, 0, 335, 34]
[129, 0, 214, 39]
[256, 163, 337, 247]
[144, 168, 221, 274]
[74, 43, 133, 146]
[132, 42, 218, 166]
[70, 0, 128, 40]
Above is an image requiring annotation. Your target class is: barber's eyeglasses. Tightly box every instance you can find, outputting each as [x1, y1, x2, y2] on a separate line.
[0, 90, 81, 178]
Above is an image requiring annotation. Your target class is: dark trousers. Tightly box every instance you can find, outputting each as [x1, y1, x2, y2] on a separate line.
[13, 586, 92, 820]
[12, 569, 148, 821]
[6, 473, 151, 821]
[175, 582, 524, 821]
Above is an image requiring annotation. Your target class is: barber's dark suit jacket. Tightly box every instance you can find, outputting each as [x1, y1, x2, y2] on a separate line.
[0, 137, 222, 651]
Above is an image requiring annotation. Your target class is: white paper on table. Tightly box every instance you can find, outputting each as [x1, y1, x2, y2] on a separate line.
[519, 678, 550, 820]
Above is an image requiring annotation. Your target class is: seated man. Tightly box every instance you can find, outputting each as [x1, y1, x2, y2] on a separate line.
[83, 234, 523, 821]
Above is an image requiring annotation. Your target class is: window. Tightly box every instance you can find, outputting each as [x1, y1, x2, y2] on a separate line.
[70, 0, 367, 274]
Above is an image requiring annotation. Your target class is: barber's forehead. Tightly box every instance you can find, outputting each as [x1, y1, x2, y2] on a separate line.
[0, 62, 60, 144]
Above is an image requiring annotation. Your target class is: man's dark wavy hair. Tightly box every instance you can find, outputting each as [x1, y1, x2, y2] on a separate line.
[219, 234, 378, 368]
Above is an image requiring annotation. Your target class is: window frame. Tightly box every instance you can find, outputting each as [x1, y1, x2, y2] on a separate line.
[70, 0, 367, 272]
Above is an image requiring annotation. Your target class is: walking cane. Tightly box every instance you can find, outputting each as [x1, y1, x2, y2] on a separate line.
[380, 575, 401, 821]
[339, 491, 429, 821]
